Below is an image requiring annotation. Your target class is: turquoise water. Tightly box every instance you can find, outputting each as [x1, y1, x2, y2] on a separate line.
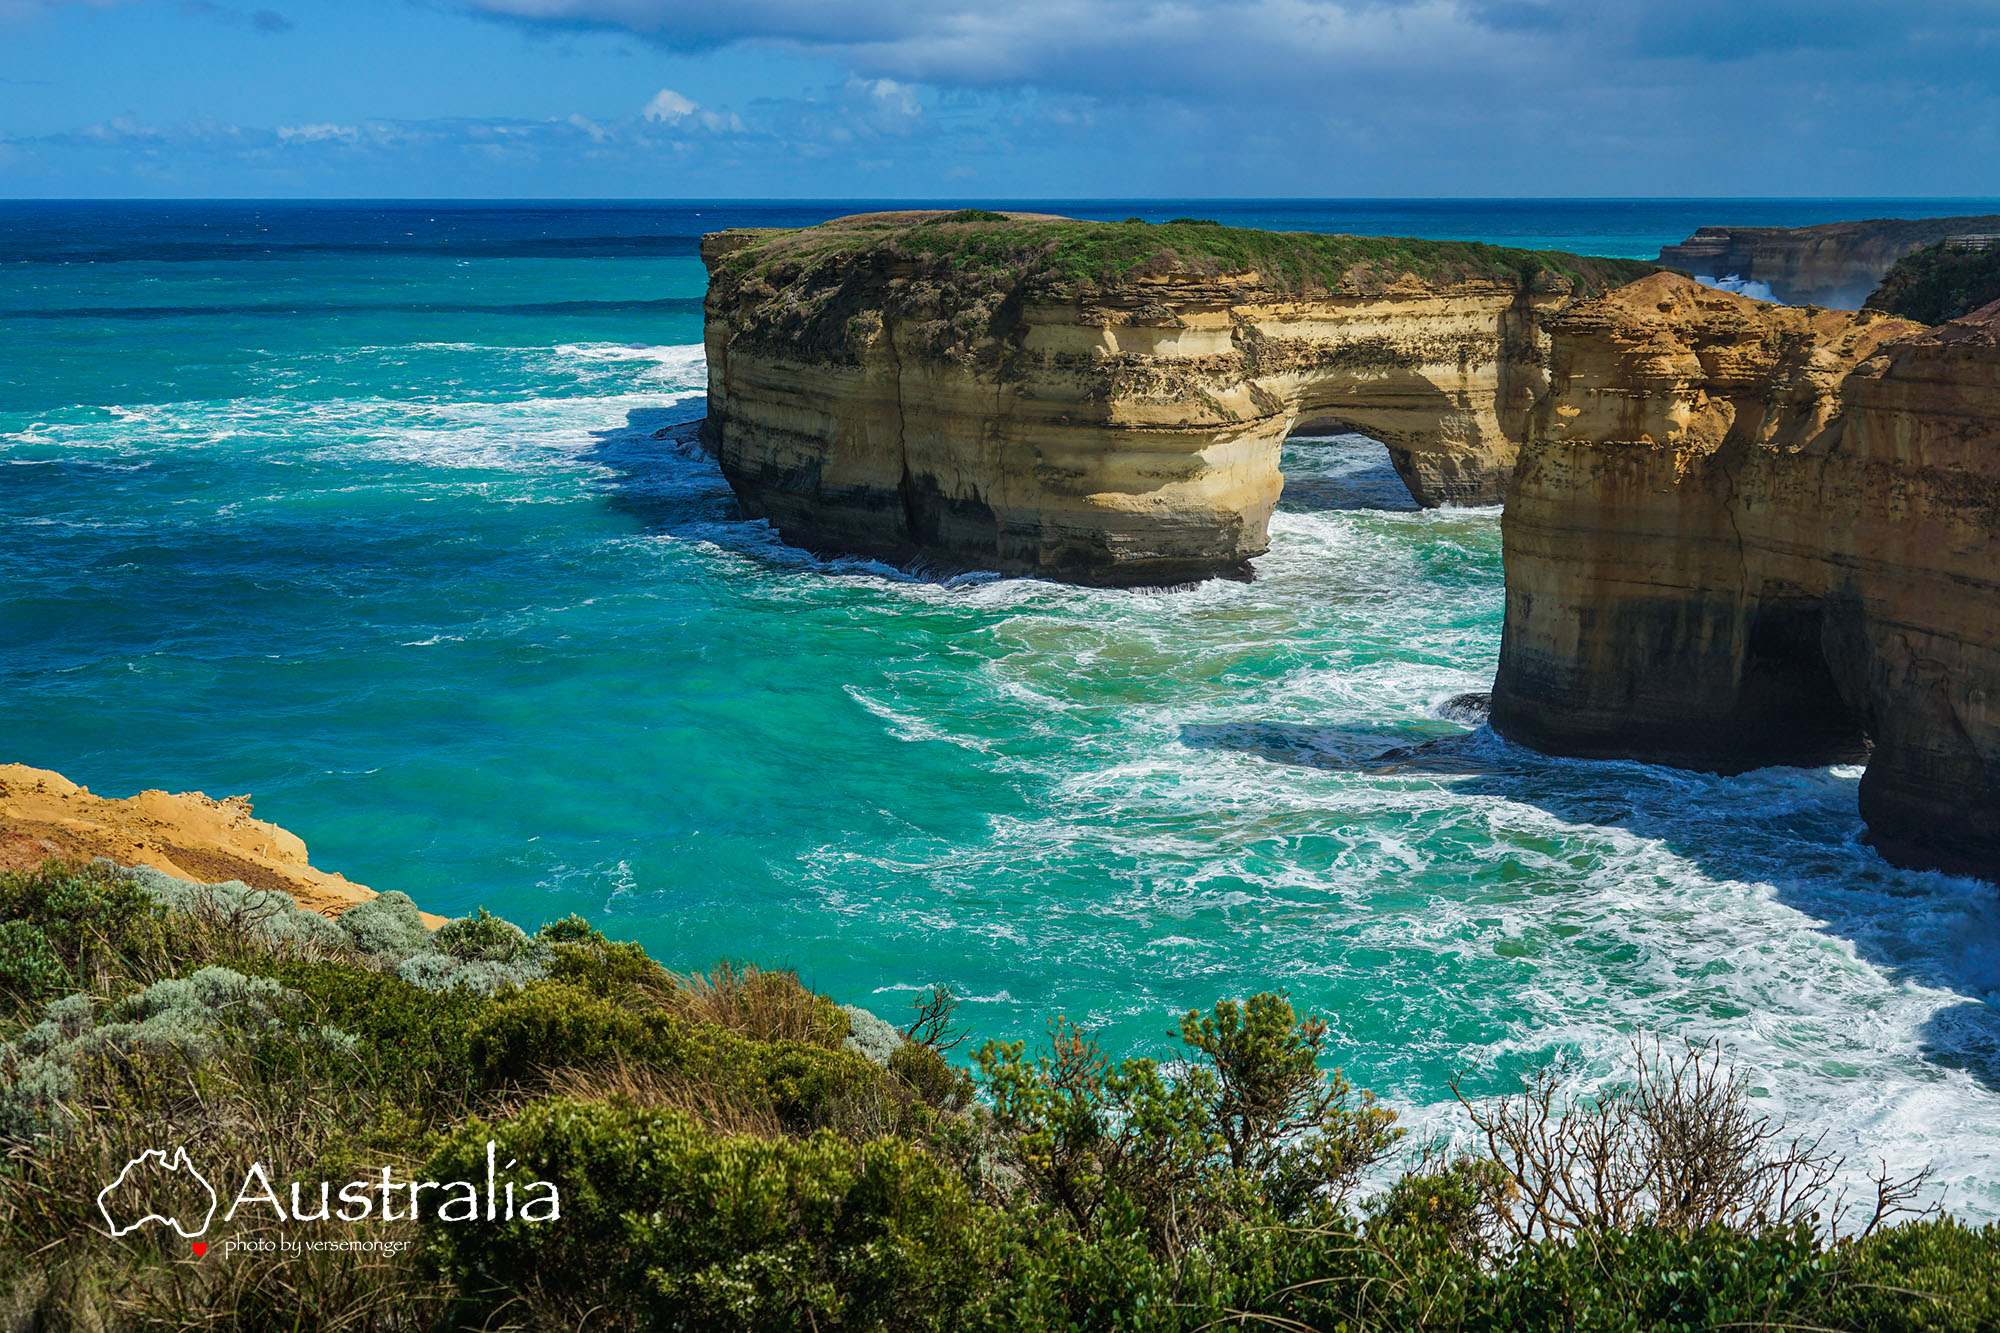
[5, 200, 1999, 1216]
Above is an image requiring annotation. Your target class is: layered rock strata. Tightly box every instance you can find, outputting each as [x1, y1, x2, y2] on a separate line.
[702, 212, 1652, 583]
[1659, 215, 2000, 308]
[1491, 274, 2000, 879]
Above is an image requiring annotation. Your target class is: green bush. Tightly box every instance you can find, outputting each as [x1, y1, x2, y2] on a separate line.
[467, 980, 656, 1086]
[1830, 1218, 2000, 1332]
[0, 920, 70, 1008]
[334, 888, 432, 957]
[266, 956, 487, 1113]
[889, 1041, 974, 1113]
[978, 993, 1399, 1255]
[0, 859, 168, 984]
[423, 1097, 995, 1331]
[435, 906, 537, 963]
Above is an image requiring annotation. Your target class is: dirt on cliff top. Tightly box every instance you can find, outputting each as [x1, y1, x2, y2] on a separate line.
[0, 762, 444, 924]
[1932, 298, 2000, 347]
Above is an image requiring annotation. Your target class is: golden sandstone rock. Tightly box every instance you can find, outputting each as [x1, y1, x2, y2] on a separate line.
[0, 762, 442, 924]
[701, 212, 1650, 584]
[1491, 274, 2000, 878]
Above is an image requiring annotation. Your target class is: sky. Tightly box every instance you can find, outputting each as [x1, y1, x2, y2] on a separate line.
[0, 0, 1996, 197]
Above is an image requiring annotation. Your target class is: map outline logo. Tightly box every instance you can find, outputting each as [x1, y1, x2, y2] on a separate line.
[97, 1146, 218, 1239]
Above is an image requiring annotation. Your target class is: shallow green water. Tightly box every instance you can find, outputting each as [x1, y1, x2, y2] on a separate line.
[5, 200, 1998, 1216]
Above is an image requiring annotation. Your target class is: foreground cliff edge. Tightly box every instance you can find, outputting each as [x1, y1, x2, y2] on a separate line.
[702, 210, 1654, 584]
[0, 762, 446, 924]
[1490, 275, 2000, 880]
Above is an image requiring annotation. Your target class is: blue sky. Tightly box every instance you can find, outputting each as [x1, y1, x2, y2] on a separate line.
[1, 0, 1996, 197]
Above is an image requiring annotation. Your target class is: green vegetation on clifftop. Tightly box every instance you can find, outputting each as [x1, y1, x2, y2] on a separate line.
[710, 210, 1659, 302]
[1, 857, 1995, 1332]
[1866, 240, 2000, 325]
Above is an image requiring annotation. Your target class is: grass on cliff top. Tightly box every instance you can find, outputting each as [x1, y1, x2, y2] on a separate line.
[1866, 239, 2000, 325]
[715, 209, 1659, 299]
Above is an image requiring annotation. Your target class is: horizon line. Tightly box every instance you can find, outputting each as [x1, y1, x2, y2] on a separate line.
[5, 194, 2000, 206]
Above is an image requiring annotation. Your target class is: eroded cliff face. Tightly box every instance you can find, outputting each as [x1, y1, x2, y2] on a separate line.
[1491, 273, 2000, 879]
[0, 762, 445, 921]
[1659, 215, 2000, 309]
[702, 212, 1651, 584]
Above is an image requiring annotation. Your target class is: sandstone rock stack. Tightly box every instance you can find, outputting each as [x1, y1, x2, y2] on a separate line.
[1491, 274, 2000, 879]
[701, 212, 1651, 584]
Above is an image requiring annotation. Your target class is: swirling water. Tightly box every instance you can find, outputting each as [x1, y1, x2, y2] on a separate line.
[4, 200, 1999, 1217]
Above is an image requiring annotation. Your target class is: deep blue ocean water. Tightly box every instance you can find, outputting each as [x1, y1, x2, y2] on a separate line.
[5, 199, 1999, 1214]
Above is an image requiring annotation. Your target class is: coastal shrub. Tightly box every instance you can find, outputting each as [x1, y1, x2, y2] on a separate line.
[434, 905, 537, 962]
[978, 993, 1399, 1254]
[1180, 992, 1401, 1213]
[1476, 1223, 1839, 1332]
[468, 981, 901, 1134]
[115, 963, 286, 1028]
[889, 1040, 975, 1114]
[468, 980, 656, 1087]
[1830, 1218, 2000, 1332]
[903, 983, 967, 1053]
[547, 934, 670, 996]
[670, 961, 852, 1049]
[424, 1096, 995, 1331]
[382, 905, 555, 994]
[1455, 1036, 1927, 1242]
[268, 957, 486, 1111]
[0, 920, 70, 1008]
[395, 949, 548, 994]
[334, 887, 432, 958]
[0, 969, 284, 1142]
[115, 862, 348, 956]
[842, 1001, 906, 1065]
[0, 859, 168, 984]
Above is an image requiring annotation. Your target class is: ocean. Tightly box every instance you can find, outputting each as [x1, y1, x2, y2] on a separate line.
[4, 198, 1998, 1216]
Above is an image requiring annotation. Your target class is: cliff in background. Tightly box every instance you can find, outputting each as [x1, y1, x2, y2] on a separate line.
[1658, 215, 2000, 308]
[1490, 274, 2000, 879]
[702, 211, 1653, 584]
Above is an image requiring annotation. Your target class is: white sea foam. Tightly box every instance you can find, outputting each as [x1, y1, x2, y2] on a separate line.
[1696, 273, 1784, 304]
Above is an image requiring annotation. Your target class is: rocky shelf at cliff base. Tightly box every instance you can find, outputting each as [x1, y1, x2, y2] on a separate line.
[701, 210, 1655, 584]
[1490, 273, 2000, 881]
[1658, 214, 2000, 309]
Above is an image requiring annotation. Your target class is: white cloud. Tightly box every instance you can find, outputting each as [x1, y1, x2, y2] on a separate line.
[642, 88, 698, 122]
[277, 123, 359, 144]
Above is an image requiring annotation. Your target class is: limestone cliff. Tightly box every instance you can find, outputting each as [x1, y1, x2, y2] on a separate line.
[0, 762, 442, 922]
[702, 212, 1653, 584]
[1491, 274, 2000, 879]
[1659, 215, 2000, 309]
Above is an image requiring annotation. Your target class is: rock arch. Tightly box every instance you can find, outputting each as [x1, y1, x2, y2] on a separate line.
[703, 226, 1582, 584]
